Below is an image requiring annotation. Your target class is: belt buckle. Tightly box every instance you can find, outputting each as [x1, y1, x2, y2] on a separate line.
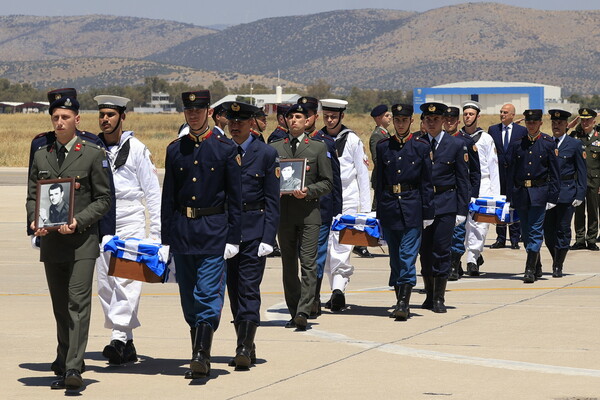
[186, 207, 195, 218]
[524, 180, 532, 188]
[433, 186, 438, 193]
[393, 184, 401, 194]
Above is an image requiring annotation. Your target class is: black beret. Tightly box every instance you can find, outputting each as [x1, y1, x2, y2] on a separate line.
[523, 109, 543, 121]
[391, 104, 413, 117]
[182, 91, 210, 109]
[548, 109, 572, 121]
[420, 102, 447, 116]
[49, 96, 79, 115]
[286, 103, 309, 117]
[47, 88, 77, 104]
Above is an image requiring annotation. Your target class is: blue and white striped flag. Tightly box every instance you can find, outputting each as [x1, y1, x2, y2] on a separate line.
[103, 236, 170, 279]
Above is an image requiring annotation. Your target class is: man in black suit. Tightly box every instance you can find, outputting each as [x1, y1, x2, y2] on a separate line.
[488, 103, 527, 249]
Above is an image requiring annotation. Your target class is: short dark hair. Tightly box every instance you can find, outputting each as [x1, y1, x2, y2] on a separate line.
[48, 183, 63, 193]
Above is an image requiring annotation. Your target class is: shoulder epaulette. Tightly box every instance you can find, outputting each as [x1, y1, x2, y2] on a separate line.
[168, 137, 182, 146]
[542, 134, 554, 142]
[414, 136, 429, 144]
[33, 131, 53, 139]
[270, 137, 286, 143]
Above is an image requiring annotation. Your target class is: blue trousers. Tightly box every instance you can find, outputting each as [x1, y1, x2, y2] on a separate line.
[174, 254, 226, 331]
[543, 203, 575, 253]
[316, 223, 331, 279]
[420, 213, 455, 278]
[517, 206, 546, 252]
[450, 221, 466, 255]
[384, 226, 421, 287]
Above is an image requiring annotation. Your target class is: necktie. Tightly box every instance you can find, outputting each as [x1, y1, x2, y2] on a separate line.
[555, 137, 560, 147]
[431, 138, 437, 155]
[291, 138, 299, 156]
[503, 126, 510, 152]
[237, 145, 244, 157]
[57, 146, 67, 167]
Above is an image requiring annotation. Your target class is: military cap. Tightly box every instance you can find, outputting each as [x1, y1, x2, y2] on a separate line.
[370, 104, 388, 117]
[444, 106, 460, 117]
[47, 88, 77, 104]
[221, 101, 259, 121]
[321, 99, 348, 112]
[286, 103, 309, 117]
[391, 104, 413, 117]
[297, 96, 319, 111]
[462, 100, 482, 112]
[212, 103, 226, 115]
[420, 102, 448, 116]
[94, 95, 130, 112]
[579, 108, 597, 119]
[276, 104, 291, 116]
[182, 90, 210, 109]
[49, 96, 80, 115]
[523, 109, 543, 121]
[256, 107, 267, 117]
[548, 109, 572, 121]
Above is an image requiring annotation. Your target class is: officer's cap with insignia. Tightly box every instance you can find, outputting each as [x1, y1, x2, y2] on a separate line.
[370, 104, 388, 117]
[47, 88, 77, 104]
[391, 104, 413, 117]
[523, 109, 543, 121]
[286, 103, 309, 117]
[297, 96, 319, 112]
[420, 102, 448, 116]
[548, 109, 571, 121]
[461, 100, 482, 113]
[578, 108, 597, 119]
[182, 90, 210, 110]
[444, 106, 460, 118]
[256, 107, 267, 117]
[320, 99, 348, 112]
[221, 101, 260, 121]
[94, 95, 130, 112]
[212, 103, 226, 115]
[276, 104, 291, 116]
[49, 95, 80, 115]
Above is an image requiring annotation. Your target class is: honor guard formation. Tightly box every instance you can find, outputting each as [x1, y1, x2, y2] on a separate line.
[26, 87, 598, 390]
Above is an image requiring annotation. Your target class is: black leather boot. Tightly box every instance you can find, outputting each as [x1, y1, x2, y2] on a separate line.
[448, 252, 461, 281]
[535, 256, 543, 278]
[233, 321, 257, 370]
[523, 251, 538, 283]
[421, 276, 434, 310]
[391, 284, 413, 320]
[185, 327, 197, 379]
[552, 248, 568, 278]
[102, 339, 125, 365]
[432, 277, 447, 313]
[123, 340, 138, 363]
[189, 324, 213, 378]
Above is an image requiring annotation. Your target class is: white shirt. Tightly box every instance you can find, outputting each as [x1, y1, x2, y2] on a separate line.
[470, 131, 500, 197]
[333, 129, 371, 212]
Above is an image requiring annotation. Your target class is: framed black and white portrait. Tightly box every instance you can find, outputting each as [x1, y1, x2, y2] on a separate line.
[35, 178, 75, 230]
[278, 158, 306, 194]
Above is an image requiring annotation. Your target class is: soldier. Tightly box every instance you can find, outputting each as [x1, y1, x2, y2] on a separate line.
[375, 104, 434, 320]
[506, 109, 560, 283]
[570, 108, 600, 251]
[544, 109, 586, 277]
[270, 103, 333, 330]
[93, 95, 161, 365]
[320, 99, 371, 311]
[418, 102, 469, 313]
[250, 107, 267, 142]
[267, 104, 290, 144]
[488, 104, 527, 249]
[161, 90, 242, 378]
[27, 95, 112, 390]
[221, 102, 279, 370]
[369, 104, 392, 211]
[211, 103, 228, 136]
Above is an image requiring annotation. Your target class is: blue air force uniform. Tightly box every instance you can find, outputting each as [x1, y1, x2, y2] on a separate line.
[543, 110, 587, 277]
[507, 109, 560, 283]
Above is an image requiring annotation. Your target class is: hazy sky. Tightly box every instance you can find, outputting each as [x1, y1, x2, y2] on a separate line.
[2, 0, 597, 26]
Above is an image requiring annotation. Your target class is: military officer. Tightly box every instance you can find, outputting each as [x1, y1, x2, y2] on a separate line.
[267, 104, 290, 144]
[418, 102, 469, 313]
[250, 107, 268, 142]
[570, 108, 600, 251]
[161, 90, 242, 378]
[375, 103, 434, 320]
[270, 103, 333, 330]
[211, 103, 229, 136]
[369, 104, 392, 210]
[543, 109, 586, 277]
[506, 109, 560, 283]
[221, 101, 279, 370]
[93, 95, 161, 365]
[27, 95, 112, 390]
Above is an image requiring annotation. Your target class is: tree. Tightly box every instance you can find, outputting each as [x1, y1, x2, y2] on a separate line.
[305, 79, 332, 99]
[208, 80, 228, 103]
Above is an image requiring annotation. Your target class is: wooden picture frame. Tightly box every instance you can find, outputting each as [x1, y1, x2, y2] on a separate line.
[279, 158, 307, 194]
[35, 177, 75, 231]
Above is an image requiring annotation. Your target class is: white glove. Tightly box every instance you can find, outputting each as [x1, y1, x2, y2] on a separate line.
[572, 199, 583, 207]
[224, 243, 240, 260]
[546, 202, 556, 210]
[423, 219, 434, 229]
[257, 242, 274, 257]
[455, 215, 466, 226]
[470, 197, 477, 204]
[30, 235, 40, 250]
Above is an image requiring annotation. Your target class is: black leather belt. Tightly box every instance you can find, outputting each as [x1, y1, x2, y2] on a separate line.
[516, 178, 547, 188]
[385, 183, 417, 193]
[243, 201, 265, 211]
[179, 205, 225, 218]
[561, 174, 576, 181]
[434, 185, 455, 194]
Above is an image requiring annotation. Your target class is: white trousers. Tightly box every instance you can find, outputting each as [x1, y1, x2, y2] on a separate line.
[96, 208, 145, 342]
[465, 214, 490, 264]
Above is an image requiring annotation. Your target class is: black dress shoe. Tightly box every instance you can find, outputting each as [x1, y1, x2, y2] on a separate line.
[103, 339, 125, 365]
[284, 319, 296, 328]
[64, 369, 83, 390]
[330, 289, 346, 311]
[490, 241, 505, 249]
[510, 242, 520, 250]
[293, 313, 308, 330]
[123, 340, 138, 363]
[477, 254, 484, 266]
[570, 242, 586, 250]
[50, 377, 66, 390]
[587, 243, 599, 251]
[352, 246, 374, 258]
[466, 262, 479, 276]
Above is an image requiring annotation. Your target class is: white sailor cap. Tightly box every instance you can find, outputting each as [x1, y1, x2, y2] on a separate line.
[320, 99, 348, 112]
[94, 95, 130, 111]
[461, 100, 482, 112]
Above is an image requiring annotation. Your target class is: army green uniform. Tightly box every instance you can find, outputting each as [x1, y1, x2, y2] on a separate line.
[26, 137, 112, 372]
[572, 127, 600, 246]
[369, 126, 390, 210]
[270, 134, 333, 318]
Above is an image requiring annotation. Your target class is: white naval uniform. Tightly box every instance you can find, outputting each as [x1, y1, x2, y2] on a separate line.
[326, 129, 372, 291]
[96, 131, 161, 342]
[465, 130, 500, 264]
